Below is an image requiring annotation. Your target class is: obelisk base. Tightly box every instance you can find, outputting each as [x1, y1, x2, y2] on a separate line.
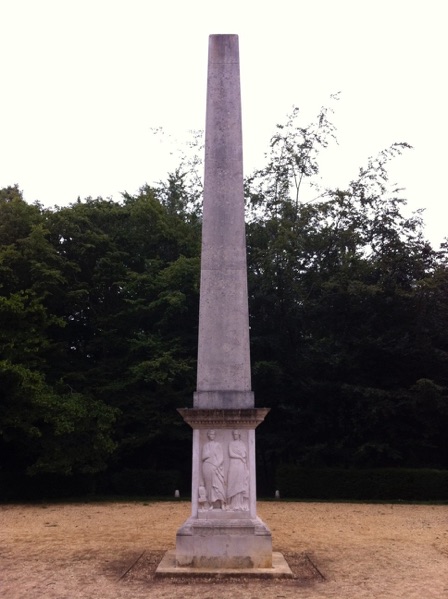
[175, 515, 272, 568]
[173, 408, 272, 570]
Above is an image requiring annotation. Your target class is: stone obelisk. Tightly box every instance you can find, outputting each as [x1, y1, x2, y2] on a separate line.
[174, 34, 273, 570]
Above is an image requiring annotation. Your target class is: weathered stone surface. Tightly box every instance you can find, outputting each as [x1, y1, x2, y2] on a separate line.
[194, 390, 254, 409]
[176, 516, 273, 569]
[178, 407, 269, 429]
[156, 551, 293, 577]
[196, 34, 251, 400]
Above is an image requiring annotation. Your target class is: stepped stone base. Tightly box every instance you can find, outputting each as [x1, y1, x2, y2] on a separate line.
[156, 550, 293, 578]
[175, 516, 272, 569]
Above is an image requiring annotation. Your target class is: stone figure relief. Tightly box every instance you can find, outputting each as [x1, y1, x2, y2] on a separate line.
[198, 429, 250, 511]
[198, 484, 209, 510]
[201, 430, 227, 510]
[227, 430, 249, 511]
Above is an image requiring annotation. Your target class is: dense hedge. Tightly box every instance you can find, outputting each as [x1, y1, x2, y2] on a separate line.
[0, 472, 97, 501]
[0, 468, 185, 501]
[276, 466, 448, 501]
[109, 468, 183, 496]
[2, 466, 447, 502]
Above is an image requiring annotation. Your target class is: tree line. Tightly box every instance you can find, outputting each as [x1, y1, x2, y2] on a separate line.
[1, 104, 447, 497]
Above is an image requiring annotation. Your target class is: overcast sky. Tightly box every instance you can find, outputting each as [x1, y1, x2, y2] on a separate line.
[1, 0, 446, 246]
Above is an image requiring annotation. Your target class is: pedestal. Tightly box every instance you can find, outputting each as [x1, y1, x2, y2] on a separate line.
[175, 408, 272, 569]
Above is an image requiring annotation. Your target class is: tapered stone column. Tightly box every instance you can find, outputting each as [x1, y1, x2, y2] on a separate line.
[195, 33, 252, 409]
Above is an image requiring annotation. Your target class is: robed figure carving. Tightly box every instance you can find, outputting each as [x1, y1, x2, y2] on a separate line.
[227, 430, 249, 511]
[202, 430, 226, 509]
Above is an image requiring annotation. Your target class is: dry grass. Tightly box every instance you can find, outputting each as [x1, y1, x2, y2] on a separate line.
[2, 500, 447, 598]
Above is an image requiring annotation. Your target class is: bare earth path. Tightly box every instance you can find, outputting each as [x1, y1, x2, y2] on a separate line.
[1, 501, 447, 598]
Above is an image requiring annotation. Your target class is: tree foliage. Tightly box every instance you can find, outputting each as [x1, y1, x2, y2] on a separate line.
[1, 102, 448, 497]
[245, 107, 448, 474]
[0, 184, 200, 486]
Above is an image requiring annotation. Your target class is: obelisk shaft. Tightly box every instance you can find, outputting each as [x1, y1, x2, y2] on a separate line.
[195, 34, 253, 408]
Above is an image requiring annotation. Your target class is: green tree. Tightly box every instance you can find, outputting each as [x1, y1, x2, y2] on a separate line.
[44, 186, 200, 476]
[246, 108, 448, 473]
[0, 187, 117, 483]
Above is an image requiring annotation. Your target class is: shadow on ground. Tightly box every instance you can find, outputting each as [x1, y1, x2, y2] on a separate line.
[104, 550, 326, 589]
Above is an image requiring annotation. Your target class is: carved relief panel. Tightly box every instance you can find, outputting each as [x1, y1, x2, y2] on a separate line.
[198, 429, 250, 512]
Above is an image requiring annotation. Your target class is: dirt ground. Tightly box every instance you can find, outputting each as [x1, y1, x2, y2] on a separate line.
[1, 500, 447, 598]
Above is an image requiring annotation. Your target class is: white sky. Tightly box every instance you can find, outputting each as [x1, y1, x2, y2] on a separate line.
[0, 0, 446, 246]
